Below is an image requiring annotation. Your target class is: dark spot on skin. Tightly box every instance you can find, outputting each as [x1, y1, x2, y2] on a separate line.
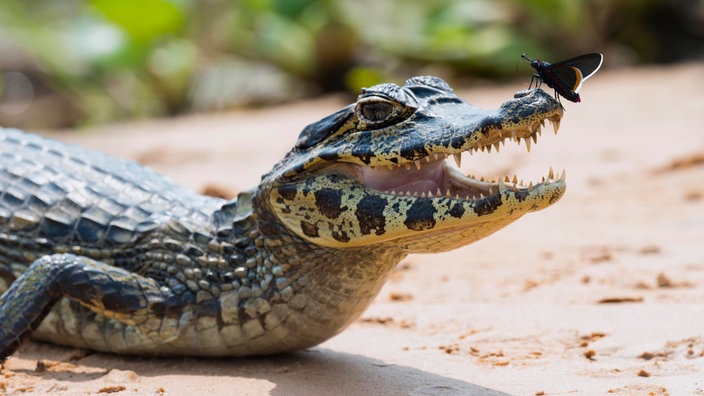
[286, 163, 306, 176]
[332, 229, 350, 242]
[474, 194, 502, 216]
[101, 292, 130, 313]
[548, 190, 563, 204]
[314, 188, 345, 219]
[400, 146, 429, 161]
[355, 195, 388, 235]
[319, 151, 340, 161]
[513, 189, 530, 202]
[404, 199, 436, 231]
[450, 137, 464, 150]
[449, 202, 465, 218]
[300, 221, 319, 238]
[351, 146, 373, 165]
[277, 186, 297, 201]
[478, 117, 503, 135]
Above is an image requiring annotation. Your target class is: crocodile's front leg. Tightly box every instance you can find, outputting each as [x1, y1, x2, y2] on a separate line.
[0, 253, 174, 360]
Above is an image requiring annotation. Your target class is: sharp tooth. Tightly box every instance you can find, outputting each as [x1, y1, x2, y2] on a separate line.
[480, 176, 485, 182]
[520, 179, 525, 187]
[421, 192, 426, 198]
[453, 153, 462, 168]
[548, 166, 555, 180]
[524, 138, 532, 152]
[414, 161, 421, 170]
[512, 175, 518, 184]
[446, 189, 451, 197]
[436, 188, 442, 196]
[531, 134, 538, 144]
[486, 145, 492, 153]
[540, 119, 546, 128]
[504, 176, 510, 183]
[498, 178, 507, 191]
[479, 193, 485, 199]
[413, 192, 419, 197]
[424, 156, 431, 163]
[390, 190, 396, 195]
[405, 163, 411, 170]
[493, 142, 501, 152]
[433, 154, 439, 161]
[528, 181, 534, 191]
[560, 169, 566, 181]
[488, 187, 494, 195]
[406, 190, 412, 196]
[550, 119, 561, 134]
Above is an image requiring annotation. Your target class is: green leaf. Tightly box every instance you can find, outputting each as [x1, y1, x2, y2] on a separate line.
[91, 0, 186, 43]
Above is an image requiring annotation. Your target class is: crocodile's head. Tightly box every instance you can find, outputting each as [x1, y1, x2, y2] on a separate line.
[259, 76, 565, 253]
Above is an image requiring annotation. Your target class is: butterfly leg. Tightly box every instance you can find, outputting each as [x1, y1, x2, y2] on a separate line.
[529, 74, 542, 90]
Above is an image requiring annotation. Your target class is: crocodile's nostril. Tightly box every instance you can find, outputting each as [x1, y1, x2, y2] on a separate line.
[513, 89, 533, 98]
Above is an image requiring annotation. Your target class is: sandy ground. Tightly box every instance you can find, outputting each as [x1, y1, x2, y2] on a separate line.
[1, 63, 704, 395]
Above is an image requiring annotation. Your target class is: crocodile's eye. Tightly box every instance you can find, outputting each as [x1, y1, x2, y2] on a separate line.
[355, 96, 413, 128]
[360, 101, 394, 122]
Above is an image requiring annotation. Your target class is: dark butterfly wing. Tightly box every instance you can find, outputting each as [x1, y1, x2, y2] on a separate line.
[553, 53, 603, 77]
[549, 53, 603, 93]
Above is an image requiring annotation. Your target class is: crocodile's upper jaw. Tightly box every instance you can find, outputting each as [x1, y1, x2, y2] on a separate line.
[261, 76, 565, 253]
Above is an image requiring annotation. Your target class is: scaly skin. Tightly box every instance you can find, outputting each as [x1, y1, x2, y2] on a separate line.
[0, 76, 565, 360]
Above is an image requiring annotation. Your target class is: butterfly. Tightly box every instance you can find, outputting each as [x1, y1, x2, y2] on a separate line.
[521, 53, 603, 103]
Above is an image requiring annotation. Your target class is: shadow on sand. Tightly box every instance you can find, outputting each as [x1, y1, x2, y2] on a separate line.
[9, 342, 511, 395]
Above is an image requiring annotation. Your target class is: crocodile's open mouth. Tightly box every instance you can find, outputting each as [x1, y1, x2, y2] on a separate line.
[269, 82, 567, 251]
[356, 116, 564, 202]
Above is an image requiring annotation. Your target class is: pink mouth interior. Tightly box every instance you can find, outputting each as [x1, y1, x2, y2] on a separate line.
[357, 161, 449, 195]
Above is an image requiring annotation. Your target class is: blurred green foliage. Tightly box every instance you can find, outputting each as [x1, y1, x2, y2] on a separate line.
[0, 0, 701, 128]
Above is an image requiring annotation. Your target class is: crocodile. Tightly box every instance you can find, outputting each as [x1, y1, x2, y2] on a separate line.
[0, 76, 565, 360]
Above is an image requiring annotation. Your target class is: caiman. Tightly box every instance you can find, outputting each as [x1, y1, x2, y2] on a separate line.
[0, 76, 565, 360]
